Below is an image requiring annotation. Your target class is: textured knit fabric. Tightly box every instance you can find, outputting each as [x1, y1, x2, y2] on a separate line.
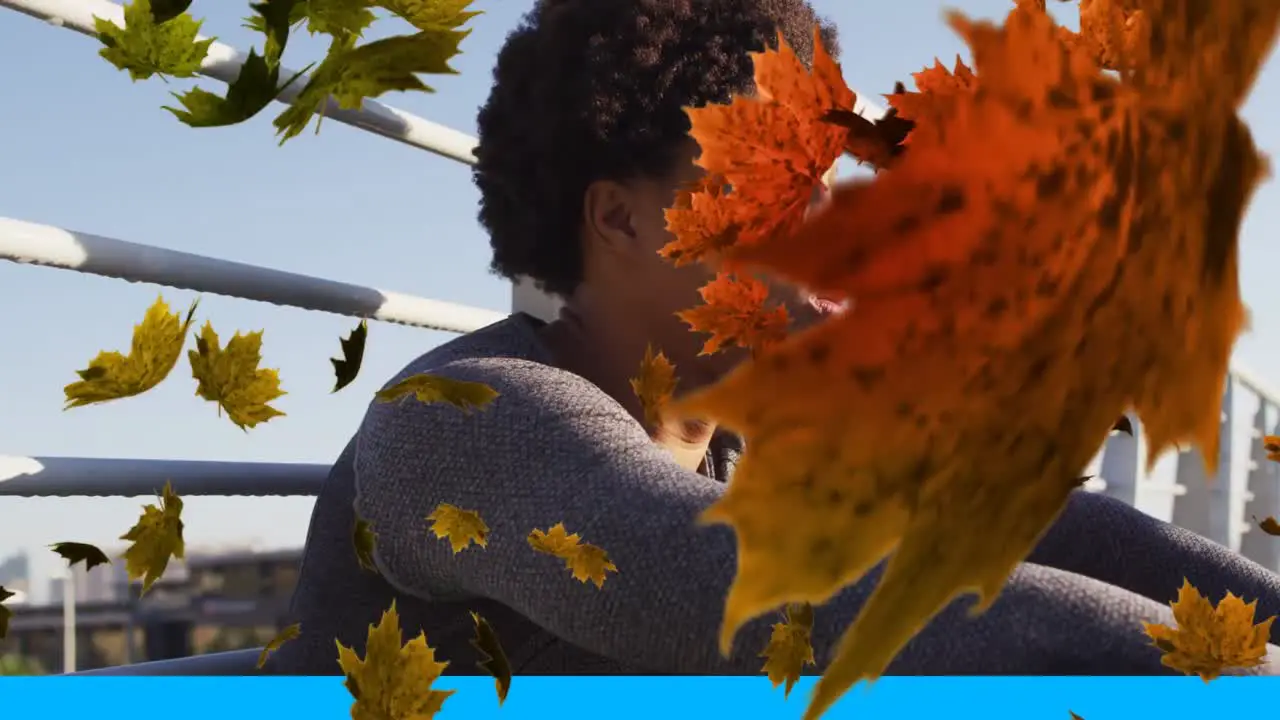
[268, 313, 1280, 676]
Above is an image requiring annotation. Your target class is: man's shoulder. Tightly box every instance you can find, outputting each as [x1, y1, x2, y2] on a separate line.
[362, 313, 627, 443]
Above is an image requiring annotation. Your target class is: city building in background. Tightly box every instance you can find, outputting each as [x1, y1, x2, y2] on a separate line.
[0, 546, 301, 672]
[0, 551, 31, 600]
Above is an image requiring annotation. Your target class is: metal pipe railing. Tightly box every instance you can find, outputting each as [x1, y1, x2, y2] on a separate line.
[0, 455, 329, 497]
[0, 217, 506, 333]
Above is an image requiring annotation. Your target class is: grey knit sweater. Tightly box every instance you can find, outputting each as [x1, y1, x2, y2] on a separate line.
[268, 313, 1280, 676]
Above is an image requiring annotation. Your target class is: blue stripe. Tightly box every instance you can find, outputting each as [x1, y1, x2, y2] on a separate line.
[0, 676, 1268, 719]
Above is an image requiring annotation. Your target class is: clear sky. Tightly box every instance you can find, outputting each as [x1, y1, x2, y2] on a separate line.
[2, 0, 1279, 602]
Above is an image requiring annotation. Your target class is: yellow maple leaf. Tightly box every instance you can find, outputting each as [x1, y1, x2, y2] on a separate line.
[257, 623, 301, 670]
[527, 523, 618, 588]
[64, 296, 198, 409]
[337, 601, 454, 720]
[629, 345, 677, 430]
[188, 321, 286, 430]
[353, 517, 380, 574]
[1143, 579, 1275, 681]
[375, 373, 499, 412]
[426, 503, 489, 554]
[563, 544, 619, 589]
[527, 523, 582, 556]
[761, 602, 816, 697]
[666, 4, 1278, 719]
[119, 481, 185, 595]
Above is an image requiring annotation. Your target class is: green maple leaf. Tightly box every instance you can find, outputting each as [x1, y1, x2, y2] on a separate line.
[94, 0, 213, 81]
[352, 517, 379, 574]
[273, 27, 467, 143]
[166, 0, 307, 127]
[148, 0, 192, 24]
[50, 542, 113, 572]
[469, 612, 512, 704]
[377, 0, 481, 32]
[300, 0, 376, 51]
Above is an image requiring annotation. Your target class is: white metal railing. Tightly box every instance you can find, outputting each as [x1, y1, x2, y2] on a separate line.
[4, 0, 1280, 568]
[0, 218, 506, 333]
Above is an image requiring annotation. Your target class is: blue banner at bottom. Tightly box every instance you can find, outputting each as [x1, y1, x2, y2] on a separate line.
[0, 676, 1266, 719]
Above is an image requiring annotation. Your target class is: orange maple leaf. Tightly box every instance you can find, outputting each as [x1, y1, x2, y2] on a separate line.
[1265, 435, 1280, 463]
[677, 28, 854, 257]
[661, 173, 738, 267]
[669, 4, 1278, 720]
[678, 273, 790, 356]
[886, 56, 977, 149]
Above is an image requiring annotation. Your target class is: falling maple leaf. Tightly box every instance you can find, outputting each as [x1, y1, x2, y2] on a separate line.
[94, 0, 213, 81]
[661, 173, 740, 267]
[166, 0, 308, 128]
[1264, 435, 1280, 462]
[50, 542, 112, 572]
[821, 84, 915, 171]
[0, 586, 13, 640]
[337, 601, 454, 719]
[666, 4, 1279, 719]
[353, 517, 379, 574]
[678, 28, 854, 257]
[1143, 579, 1275, 681]
[257, 623, 301, 669]
[64, 296, 198, 409]
[885, 56, 977, 149]
[527, 523, 582, 556]
[188, 321, 286, 430]
[470, 611, 512, 704]
[629, 345, 677, 430]
[381, 0, 482, 34]
[119, 481, 185, 595]
[148, 0, 192, 23]
[527, 523, 618, 588]
[761, 602, 816, 697]
[426, 503, 489, 554]
[677, 274, 791, 356]
[330, 319, 368, 393]
[274, 28, 468, 143]
[375, 373, 499, 412]
[1254, 516, 1280, 536]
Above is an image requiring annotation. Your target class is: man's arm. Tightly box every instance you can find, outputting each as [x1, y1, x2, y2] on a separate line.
[1031, 489, 1280, 639]
[353, 356, 1187, 674]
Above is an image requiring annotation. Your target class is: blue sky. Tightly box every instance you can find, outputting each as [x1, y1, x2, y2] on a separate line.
[1, 0, 1279, 602]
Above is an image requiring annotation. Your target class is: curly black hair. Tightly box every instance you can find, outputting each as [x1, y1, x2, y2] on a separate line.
[473, 0, 839, 297]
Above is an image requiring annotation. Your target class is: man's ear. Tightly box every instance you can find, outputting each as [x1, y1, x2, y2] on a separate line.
[582, 179, 638, 253]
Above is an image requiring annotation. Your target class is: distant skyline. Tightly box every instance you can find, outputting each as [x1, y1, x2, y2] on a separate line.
[3, 1, 1280, 602]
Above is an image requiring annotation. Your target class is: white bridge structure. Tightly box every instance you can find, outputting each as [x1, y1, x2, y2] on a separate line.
[3, 0, 1280, 674]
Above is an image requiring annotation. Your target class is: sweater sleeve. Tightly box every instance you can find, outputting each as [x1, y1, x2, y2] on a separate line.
[351, 355, 1212, 675]
[1029, 489, 1280, 642]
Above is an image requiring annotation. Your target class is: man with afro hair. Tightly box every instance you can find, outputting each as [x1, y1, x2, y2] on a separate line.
[271, 0, 1280, 677]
